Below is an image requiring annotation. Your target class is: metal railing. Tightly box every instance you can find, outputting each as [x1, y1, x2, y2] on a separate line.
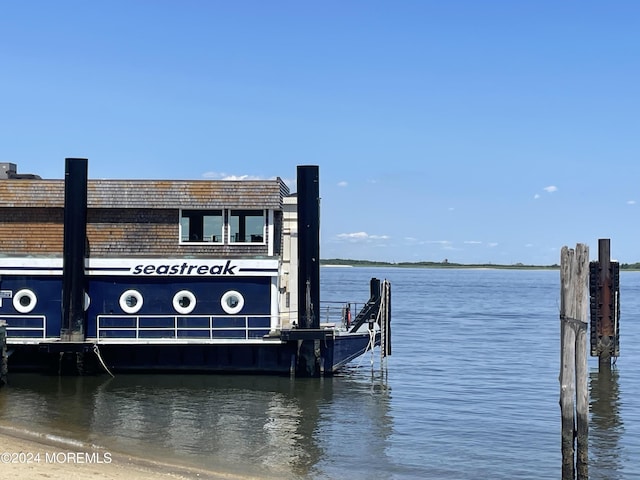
[3, 315, 47, 339]
[319, 301, 364, 330]
[96, 314, 275, 341]
[3, 302, 366, 342]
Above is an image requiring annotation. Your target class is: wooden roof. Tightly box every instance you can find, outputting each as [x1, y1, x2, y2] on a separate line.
[0, 178, 290, 209]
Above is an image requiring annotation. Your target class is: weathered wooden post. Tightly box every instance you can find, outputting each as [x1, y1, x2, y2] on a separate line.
[0, 319, 7, 386]
[560, 244, 589, 480]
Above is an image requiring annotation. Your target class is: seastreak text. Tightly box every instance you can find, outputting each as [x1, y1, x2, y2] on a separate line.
[132, 260, 237, 276]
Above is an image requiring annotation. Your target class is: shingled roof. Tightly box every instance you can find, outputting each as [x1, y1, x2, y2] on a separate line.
[0, 178, 290, 209]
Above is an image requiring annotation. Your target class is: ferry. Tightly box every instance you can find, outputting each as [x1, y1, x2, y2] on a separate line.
[0, 160, 390, 376]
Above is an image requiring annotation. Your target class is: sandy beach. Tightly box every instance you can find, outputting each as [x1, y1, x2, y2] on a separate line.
[0, 425, 252, 480]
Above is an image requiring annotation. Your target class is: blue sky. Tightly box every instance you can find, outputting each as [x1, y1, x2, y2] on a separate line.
[2, 1, 639, 265]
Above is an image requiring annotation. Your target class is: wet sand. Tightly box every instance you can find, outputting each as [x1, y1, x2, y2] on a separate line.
[0, 425, 251, 479]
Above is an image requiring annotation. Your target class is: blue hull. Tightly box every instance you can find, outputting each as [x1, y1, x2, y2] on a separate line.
[6, 333, 378, 376]
[1, 264, 384, 376]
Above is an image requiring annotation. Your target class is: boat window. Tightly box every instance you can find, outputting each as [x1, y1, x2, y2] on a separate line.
[229, 209, 265, 243]
[221, 290, 244, 314]
[13, 289, 37, 314]
[119, 289, 143, 314]
[173, 290, 196, 314]
[180, 210, 223, 243]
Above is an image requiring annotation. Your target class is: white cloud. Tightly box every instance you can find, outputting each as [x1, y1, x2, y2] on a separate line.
[336, 232, 389, 242]
[202, 171, 265, 180]
[628, 200, 636, 205]
[487, 242, 499, 248]
[427, 240, 452, 245]
[535, 186, 557, 198]
[337, 181, 348, 187]
[201, 171, 295, 189]
[224, 175, 263, 180]
[338, 232, 368, 240]
[464, 240, 482, 245]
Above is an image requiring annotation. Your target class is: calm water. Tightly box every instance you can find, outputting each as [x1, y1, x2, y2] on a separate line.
[1, 267, 639, 479]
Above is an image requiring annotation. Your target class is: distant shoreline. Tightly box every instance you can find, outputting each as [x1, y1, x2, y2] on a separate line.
[320, 259, 559, 270]
[320, 259, 640, 271]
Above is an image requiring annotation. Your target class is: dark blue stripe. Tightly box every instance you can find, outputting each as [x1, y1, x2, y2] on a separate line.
[0, 267, 63, 272]
[238, 268, 278, 273]
[88, 267, 131, 272]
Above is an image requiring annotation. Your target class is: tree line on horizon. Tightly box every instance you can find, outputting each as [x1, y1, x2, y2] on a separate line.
[320, 258, 640, 270]
[320, 258, 559, 268]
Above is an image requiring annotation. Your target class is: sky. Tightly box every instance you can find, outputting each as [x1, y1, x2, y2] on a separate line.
[1, 1, 639, 265]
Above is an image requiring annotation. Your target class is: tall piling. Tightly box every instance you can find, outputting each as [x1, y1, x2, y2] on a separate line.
[560, 244, 589, 480]
[589, 238, 620, 370]
[296, 165, 321, 376]
[61, 158, 88, 342]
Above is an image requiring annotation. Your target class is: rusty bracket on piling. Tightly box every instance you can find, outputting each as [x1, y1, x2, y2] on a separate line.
[589, 239, 620, 360]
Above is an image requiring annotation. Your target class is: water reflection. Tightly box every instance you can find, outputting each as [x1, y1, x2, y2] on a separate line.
[590, 366, 624, 480]
[0, 371, 392, 479]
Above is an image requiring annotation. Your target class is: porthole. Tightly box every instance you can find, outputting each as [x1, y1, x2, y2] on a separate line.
[119, 289, 143, 314]
[173, 290, 196, 314]
[13, 289, 37, 313]
[221, 290, 244, 314]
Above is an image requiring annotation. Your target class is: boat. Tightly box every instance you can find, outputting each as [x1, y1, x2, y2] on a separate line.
[0, 159, 390, 376]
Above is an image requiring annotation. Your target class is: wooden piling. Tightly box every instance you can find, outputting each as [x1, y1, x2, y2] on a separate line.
[0, 320, 7, 386]
[560, 244, 589, 480]
[575, 320, 589, 479]
[589, 238, 620, 369]
[380, 280, 392, 360]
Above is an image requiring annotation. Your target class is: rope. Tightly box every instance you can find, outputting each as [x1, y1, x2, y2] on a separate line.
[344, 280, 393, 371]
[93, 344, 115, 378]
[559, 315, 588, 330]
[368, 327, 376, 367]
[353, 322, 378, 369]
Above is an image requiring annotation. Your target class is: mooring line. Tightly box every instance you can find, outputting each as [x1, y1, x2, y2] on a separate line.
[93, 344, 115, 378]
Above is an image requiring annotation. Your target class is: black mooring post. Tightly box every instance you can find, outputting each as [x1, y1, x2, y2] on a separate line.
[296, 165, 321, 377]
[297, 165, 320, 330]
[61, 158, 88, 342]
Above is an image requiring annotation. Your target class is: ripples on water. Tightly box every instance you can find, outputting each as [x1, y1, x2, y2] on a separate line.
[1, 267, 640, 479]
